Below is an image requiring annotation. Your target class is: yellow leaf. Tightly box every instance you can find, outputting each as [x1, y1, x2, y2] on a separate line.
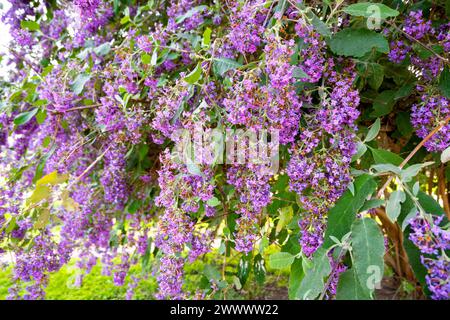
[36, 171, 69, 186]
[276, 206, 293, 234]
[34, 208, 50, 229]
[61, 190, 78, 212]
[27, 185, 51, 205]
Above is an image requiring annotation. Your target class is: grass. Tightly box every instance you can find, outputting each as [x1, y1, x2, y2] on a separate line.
[0, 246, 290, 300]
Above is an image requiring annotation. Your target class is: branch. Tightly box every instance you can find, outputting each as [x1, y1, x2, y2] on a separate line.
[377, 115, 450, 197]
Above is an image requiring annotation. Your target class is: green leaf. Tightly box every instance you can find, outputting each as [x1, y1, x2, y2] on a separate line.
[213, 58, 242, 77]
[206, 196, 221, 207]
[292, 67, 310, 80]
[276, 206, 293, 234]
[386, 190, 406, 222]
[360, 199, 385, 212]
[176, 5, 208, 24]
[296, 248, 331, 299]
[203, 264, 221, 281]
[254, 254, 266, 285]
[369, 147, 404, 166]
[417, 191, 445, 216]
[237, 254, 251, 286]
[396, 112, 413, 136]
[367, 63, 384, 90]
[400, 162, 434, 182]
[323, 174, 377, 248]
[36, 171, 69, 186]
[20, 20, 40, 31]
[441, 145, 450, 163]
[34, 208, 50, 229]
[306, 10, 332, 37]
[268, 252, 295, 269]
[27, 185, 51, 205]
[141, 53, 151, 64]
[439, 67, 450, 98]
[184, 63, 202, 84]
[202, 27, 212, 47]
[371, 163, 402, 175]
[329, 28, 389, 58]
[288, 258, 304, 299]
[364, 118, 381, 142]
[370, 90, 396, 117]
[351, 141, 367, 162]
[336, 268, 371, 300]
[14, 108, 38, 126]
[351, 218, 385, 298]
[93, 43, 111, 56]
[71, 73, 91, 95]
[120, 15, 130, 24]
[343, 2, 399, 19]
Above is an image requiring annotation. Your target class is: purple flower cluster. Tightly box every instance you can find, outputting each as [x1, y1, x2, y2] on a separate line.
[227, 163, 272, 253]
[411, 93, 450, 152]
[223, 37, 303, 144]
[295, 20, 326, 82]
[287, 60, 359, 257]
[409, 215, 450, 255]
[409, 214, 450, 300]
[227, 0, 267, 54]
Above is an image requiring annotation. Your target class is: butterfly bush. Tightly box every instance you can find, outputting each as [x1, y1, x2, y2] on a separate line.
[0, 0, 449, 301]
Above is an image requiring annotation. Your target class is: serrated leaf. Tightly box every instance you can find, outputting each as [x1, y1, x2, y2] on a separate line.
[329, 28, 389, 58]
[351, 218, 385, 298]
[268, 252, 295, 269]
[343, 2, 399, 19]
[305, 10, 331, 37]
[386, 190, 406, 222]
